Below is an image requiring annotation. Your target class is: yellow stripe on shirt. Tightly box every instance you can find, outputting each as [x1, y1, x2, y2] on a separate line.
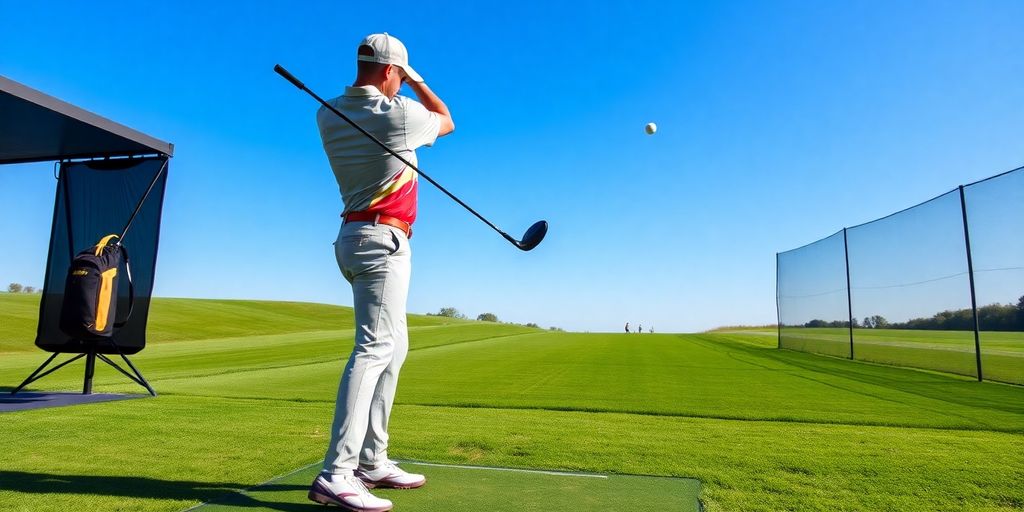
[368, 166, 417, 208]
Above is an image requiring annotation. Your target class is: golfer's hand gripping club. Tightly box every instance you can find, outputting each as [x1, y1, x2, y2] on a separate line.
[273, 64, 547, 251]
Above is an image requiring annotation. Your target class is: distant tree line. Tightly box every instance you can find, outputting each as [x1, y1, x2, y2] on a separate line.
[424, 307, 557, 330]
[427, 306, 466, 319]
[710, 324, 779, 331]
[800, 295, 1024, 331]
[6, 283, 41, 294]
[803, 319, 853, 328]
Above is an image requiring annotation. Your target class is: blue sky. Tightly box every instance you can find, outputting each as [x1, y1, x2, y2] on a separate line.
[2, 0, 1023, 332]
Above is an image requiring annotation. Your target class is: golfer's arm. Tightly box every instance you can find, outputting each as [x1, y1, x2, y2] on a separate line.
[407, 81, 454, 137]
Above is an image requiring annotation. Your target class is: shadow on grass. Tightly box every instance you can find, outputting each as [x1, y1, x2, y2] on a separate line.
[0, 470, 322, 511]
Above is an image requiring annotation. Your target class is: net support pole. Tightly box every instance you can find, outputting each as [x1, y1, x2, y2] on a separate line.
[843, 228, 854, 360]
[958, 185, 983, 382]
[775, 252, 781, 349]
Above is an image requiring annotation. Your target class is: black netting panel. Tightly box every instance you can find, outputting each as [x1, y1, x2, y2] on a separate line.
[846, 190, 977, 378]
[36, 157, 168, 355]
[778, 230, 851, 358]
[964, 169, 1024, 385]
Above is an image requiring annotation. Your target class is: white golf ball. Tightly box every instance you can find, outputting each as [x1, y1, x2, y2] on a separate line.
[645, 122, 657, 135]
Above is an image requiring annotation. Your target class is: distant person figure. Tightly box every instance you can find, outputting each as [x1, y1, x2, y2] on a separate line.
[638, 324, 643, 334]
[625, 322, 630, 333]
[650, 326, 654, 334]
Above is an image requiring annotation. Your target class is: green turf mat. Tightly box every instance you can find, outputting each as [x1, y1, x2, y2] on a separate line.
[191, 462, 701, 512]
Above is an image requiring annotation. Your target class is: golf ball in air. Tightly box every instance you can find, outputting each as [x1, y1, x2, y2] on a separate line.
[645, 122, 657, 135]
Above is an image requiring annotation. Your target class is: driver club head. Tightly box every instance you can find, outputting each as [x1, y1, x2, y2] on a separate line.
[516, 220, 548, 251]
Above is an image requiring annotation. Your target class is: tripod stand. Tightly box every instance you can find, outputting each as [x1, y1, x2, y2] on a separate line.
[11, 337, 156, 396]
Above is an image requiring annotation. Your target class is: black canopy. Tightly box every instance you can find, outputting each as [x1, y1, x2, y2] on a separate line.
[4, 74, 173, 395]
[0, 74, 174, 164]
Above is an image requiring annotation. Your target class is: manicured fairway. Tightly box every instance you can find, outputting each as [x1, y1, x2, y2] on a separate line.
[1, 294, 1023, 512]
[191, 462, 701, 511]
[779, 326, 1024, 384]
[780, 326, 1024, 353]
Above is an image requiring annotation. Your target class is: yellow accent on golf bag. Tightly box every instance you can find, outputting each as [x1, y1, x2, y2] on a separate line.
[59, 234, 133, 340]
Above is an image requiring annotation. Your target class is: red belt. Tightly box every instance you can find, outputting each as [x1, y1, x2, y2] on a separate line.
[343, 211, 412, 239]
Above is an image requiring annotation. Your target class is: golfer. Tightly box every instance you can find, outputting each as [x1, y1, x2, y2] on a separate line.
[308, 33, 454, 512]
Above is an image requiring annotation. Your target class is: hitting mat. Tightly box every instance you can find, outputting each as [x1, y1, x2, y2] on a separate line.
[0, 392, 148, 413]
[188, 461, 702, 511]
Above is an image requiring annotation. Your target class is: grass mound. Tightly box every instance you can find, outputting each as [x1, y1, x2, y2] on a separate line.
[0, 293, 472, 352]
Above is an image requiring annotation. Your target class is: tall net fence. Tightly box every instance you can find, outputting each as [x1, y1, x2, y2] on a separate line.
[777, 167, 1024, 385]
[778, 231, 850, 358]
[963, 170, 1024, 384]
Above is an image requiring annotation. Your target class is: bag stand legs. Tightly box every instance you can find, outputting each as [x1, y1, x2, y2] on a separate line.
[11, 340, 156, 397]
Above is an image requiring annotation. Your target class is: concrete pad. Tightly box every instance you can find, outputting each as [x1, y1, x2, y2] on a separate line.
[0, 392, 148, 413]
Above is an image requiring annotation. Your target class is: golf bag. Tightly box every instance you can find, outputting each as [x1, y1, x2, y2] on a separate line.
[59, 234, 134, 340]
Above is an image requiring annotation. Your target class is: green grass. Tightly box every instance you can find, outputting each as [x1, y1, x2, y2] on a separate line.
[778, 326, 1024, 384]
[1, 296, 1023, 511]
[0, 293, 468, 353]
[779, 326, 1024, 353]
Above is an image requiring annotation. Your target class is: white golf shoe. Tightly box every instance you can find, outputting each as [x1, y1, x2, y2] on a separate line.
[355, 460, 427, 489]
[308, 472, 393, 511]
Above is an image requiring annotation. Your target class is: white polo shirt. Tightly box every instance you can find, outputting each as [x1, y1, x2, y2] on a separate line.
[317, 85, 440, 225]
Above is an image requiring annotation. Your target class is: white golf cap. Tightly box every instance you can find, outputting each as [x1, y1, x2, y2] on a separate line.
[357, 33, 423, 83]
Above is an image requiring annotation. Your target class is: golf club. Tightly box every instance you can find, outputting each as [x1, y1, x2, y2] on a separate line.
[274, 64, 548, 252]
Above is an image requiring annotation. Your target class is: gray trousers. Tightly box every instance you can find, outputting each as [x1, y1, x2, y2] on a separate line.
[323, 221, 411, 474]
